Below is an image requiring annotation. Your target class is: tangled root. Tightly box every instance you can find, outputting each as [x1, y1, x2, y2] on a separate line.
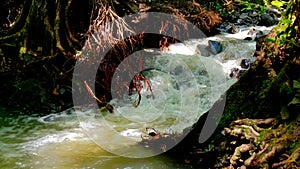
[219, 118, 300, 168]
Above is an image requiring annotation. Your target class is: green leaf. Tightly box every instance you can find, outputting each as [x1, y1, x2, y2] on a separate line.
[271, 0, 284, 8]
[59, 88, 66, 95]
[241, 6, 252, 11]
[19, 47, 27, 54]
[267, 37, 276, 43]
[280, 19, 293, 24]
[293, 80, 300, 89]
[288, 97, 300, 106]
[260, 6, 267, 13]
[23, 54, 32, 61]
[215, 3, 222, 10]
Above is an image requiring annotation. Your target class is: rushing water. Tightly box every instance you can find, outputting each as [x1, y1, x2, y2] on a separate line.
[0, 26, 272, 168]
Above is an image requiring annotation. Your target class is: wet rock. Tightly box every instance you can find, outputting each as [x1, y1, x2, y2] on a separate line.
[247, 28, 256, 35]
[228, 11, 240, 22]
[249, 11, 258, 17]
[254, 30, 266, 39]
[236, 16, 254, 26]
[239, 13, 249, 19]
[228, 25, 239, 34]
[258, 13, 278, 26]
[244, 37, 253, 41]
[240, 59, 252, 69]
[244, 28, 267, 41]
[230, 68, 240, 78]
[196, 44, 210, 56]
[38, 113, 62, 123]
[208, 40, 222, 54]
[229, 68, 247, 79]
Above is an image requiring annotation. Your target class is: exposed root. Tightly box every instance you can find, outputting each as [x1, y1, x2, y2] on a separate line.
[272, 146, 300, 168]
[136, 1, 221, 33]
[219, 117, 300, 168]
[85, 2, 134, 52]
[230, 144, 254, 166]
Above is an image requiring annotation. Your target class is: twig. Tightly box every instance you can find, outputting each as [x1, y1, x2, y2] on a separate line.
[84, 80, 102, 103]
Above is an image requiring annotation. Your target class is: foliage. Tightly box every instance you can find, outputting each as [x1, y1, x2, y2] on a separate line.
[288, 80, 300, 107]
[271, 0, 287, 9]
[240, 0, 268, 13]
[211, 0, 300, 141]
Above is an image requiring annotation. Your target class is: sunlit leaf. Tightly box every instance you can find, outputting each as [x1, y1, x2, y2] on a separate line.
[280, 19, 293, 24]
[271, 0, 284, 8]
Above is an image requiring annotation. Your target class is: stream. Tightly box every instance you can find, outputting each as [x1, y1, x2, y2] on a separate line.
[0, 26, 272, 169]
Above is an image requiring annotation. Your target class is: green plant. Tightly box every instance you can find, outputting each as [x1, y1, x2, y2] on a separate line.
[271, 0, 286, 9]
[240, 0, 269, 14]
[215, 2, 228, 17]
[288, 80, 300, 107]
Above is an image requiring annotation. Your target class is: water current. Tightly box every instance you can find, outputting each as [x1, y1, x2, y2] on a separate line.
[0, 26, 272, 168]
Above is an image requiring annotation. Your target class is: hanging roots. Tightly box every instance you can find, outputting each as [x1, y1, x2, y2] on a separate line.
[86, 2, 134, 51]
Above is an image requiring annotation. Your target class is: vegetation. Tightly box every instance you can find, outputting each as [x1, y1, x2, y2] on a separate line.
[0, 0, 299, 168]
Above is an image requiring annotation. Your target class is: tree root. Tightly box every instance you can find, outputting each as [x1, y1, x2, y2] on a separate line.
[219, 117, 300, 168]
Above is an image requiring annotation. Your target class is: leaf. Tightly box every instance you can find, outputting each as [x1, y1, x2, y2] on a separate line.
[215, 3, 222, 10]
[280, 19, 293, 24]
[271, 0, 284, 8]
[260, 6, 267, 13]
[59, 88, 65, 95]
[267, 37, 276, 43]
[288, 97, 300, 106]
[280, 106, 289, 120]
[23, 54, 32, 61]
[19, 47, 27, 54]
[241, 6, 252, 11]
[293, 80, 300, 90]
